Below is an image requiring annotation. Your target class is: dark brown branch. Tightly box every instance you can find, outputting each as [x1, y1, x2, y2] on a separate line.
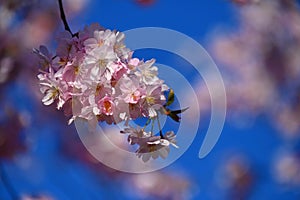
[58, 0, 73, 35]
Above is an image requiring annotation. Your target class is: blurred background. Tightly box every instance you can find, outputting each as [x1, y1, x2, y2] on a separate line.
[1, 0, 300, 199]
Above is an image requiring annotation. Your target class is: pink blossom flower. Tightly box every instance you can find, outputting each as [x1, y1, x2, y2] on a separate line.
[79, 23, 104, 41]
[141, 84, 167, 118]
[114, 31, 131, 59]
[118, 75, 145, 104]
[98, 95, 114, 116]
[84, 45, 116, 81]
[56, 31, 78, 63]
[135, 59, 159, 85]
[136, 134, 176, 162]
[36, 24, 180, 161]
[108, 61, 128, 80]
[38, 67, 63, 108]
[128, 58, 140, 70]
[84, 29, 116, 51]
[122, 127, 178, 162]
[62, 61, 80, 83]
[33, 45, 54, 69]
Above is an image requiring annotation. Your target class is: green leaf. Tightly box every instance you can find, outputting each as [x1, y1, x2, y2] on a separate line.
[164, 107, 189, 122]
[171, 107, 189, 114]
[166, 89, 175, 106]
[162, 106, 188, 123]
[168, 112, 180, 122]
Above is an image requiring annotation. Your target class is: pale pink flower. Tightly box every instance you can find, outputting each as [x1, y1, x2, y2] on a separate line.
[62, 61, 80, 83]
[122, 127, 178, 162]
[56, 31, 77, 62]
[98, 95, 114, 116]
[135, 59, 159, 85]
[38, 67, 61, 107]
[108, 61, 128, 80]
[141, 84, 167, 118]
[79, 94, 99, 119]
[136, 136, 172, 162]
[33, 45, 54, 69]
[79, 23, 104, 41]
[128, 58, 140, 70]
[38, 73, 75, 114]
[84, 29, 116, 51]
[118, 75, 145, 104]
[84, 45, 116, 81]
[114, 31, 131, 59]
[113, 99, 141, 121]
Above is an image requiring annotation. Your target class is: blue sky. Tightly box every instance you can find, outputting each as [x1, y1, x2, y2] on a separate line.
[73, 1, 299, 199]
[2, 1, 300, 199]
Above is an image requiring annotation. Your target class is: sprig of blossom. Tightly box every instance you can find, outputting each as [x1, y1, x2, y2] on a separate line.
[35, 23, 185, 162]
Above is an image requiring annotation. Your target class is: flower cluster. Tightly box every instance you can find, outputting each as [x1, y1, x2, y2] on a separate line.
[121, 126, 178, 162]
[35, 23, 182, 161]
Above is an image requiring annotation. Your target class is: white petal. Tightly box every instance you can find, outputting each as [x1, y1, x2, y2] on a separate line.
[91, 66, 100, 77]
[43, 97, 54, 106]
[93, 107, 100, 115]
[160, 139, 170, 146]
[40, 82, 52, 87]
[42, 92, 53, 103]
[57, 97, 65, 110]
[119, 112, 127, 120]
[159, 147, 170, 159]
[170, 143, 179, 148]
[37, 74, 45, 80]
[148, 108, 157, 118]
[147, 140, 160, 145]
[161, 84, 169, 91]
[68, 116, 75, 125]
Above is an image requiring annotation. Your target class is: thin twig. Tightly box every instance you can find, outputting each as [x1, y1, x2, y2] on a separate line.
[142, 118, 151, 131]
[151, 119, 154, 136]
[0, 162, 18, 200]
[157, 115, 164, 138]
[58, 0, 73, 35]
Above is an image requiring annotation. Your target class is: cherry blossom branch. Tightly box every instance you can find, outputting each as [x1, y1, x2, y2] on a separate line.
[0, 163, 18, 200]
[58, 0, 73, 36]
[35, 23, 181, 162]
